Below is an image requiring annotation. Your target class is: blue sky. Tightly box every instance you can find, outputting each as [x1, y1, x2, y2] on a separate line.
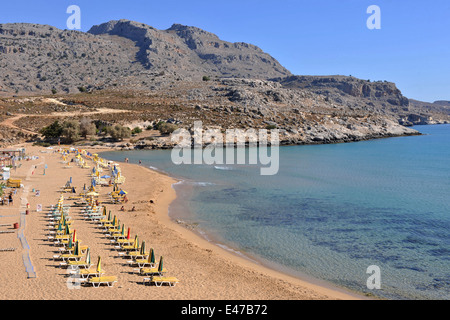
[1, 0, 449, 102]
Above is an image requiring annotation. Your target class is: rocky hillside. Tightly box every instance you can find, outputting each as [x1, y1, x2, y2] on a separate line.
[0, 20, 290, 96]
[271, 75, 450, 125]
[0, 20, 448, 148]
[88, 20, 291, 79]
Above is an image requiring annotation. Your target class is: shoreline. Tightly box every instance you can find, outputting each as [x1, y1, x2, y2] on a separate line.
[96, 149, 370, 300]
[0, 142, 369, 300]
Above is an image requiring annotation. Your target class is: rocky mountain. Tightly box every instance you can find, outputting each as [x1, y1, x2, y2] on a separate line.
[0, 20, 448, 148]
[88, 20, 291, 79]
[0, 20, 290, 96]
[272, 75, 450, 125]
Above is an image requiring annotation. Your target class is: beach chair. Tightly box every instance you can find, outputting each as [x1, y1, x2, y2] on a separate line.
[58, 244, 89, 254]
[128, 253, 156, 269]
[127, 251, 149, 260]
[87, 276, 118, 288]
[62, 258, 92, 269]
[71, 268, 105, 279]
[139, 266, 167, 276]
[54, 253, 83, 262]
[143, 276, 179, 287]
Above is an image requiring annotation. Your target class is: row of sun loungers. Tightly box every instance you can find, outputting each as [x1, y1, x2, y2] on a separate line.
[83, 204, 179, 287]
[50, 150, 178, 287]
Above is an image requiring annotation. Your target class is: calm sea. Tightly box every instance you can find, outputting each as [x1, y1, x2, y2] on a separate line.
[99, 124, 450, 300]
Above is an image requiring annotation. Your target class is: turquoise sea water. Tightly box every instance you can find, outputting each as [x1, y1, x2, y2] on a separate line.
[100, 124, 450, 300]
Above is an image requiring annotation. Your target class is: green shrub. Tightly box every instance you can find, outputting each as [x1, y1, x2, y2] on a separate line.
[61, 120, 81, 143]
[158, 123, 178, 135]
[131, 127, 142, 135]
[107, 125, 131, 141]
[40, 121, 63, 139]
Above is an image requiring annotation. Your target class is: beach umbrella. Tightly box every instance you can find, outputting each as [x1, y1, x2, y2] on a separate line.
[148, 248, 155, 264]
[120, 224, 125, 236]
[64, 224, 70, 235]
[67, 236, 73, 249]
[83, 184, 86, 191]
[133, 235, 139, 249]
[107, 211, 111, 222]
[119, 190, 127, 195]
[102, 206, 107, 216]
[158, 256, 164, 273]
[57, 221, 63, 233]
[85, 248, 91, 265]
[71, 187, 76, 193]
[126, 227, 130, 240]
[74, 241, 79, 256]
[96, 256, 102, 274]
[72, 230, 77, 243]
[101, 175, 110, 179]
[86, 191, 98, 196]
[140, 241, 146, 255]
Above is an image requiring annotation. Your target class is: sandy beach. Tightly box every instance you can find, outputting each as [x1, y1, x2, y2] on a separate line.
[0, 143, 366, 300]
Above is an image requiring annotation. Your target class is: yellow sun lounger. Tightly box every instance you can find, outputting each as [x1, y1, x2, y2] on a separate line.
[87, 276, 118, 288]
[144, 276, 179, 287]
[54, 253, 83, 262]
[139, 267, 167, 276]
[61, 259, 92, 268]
[77, 268, 105, 279]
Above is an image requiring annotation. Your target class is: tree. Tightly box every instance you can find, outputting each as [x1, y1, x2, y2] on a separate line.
[61, 120, 80, 143]
[79, 118, 96, 139]
[107, 124, 131, 141]
[39, 121, 63, 140]
[131, 127, 142, 135]
[158, 123, 178, 135]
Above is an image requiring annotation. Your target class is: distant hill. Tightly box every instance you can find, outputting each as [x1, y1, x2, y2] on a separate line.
[0, 20, 290, 95]
[0, 19, 448, 133]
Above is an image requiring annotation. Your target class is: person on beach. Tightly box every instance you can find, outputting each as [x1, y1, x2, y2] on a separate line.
[131, 206, 136, 212]
[120, 206, 125, 211]
[8, 192, 13, 205]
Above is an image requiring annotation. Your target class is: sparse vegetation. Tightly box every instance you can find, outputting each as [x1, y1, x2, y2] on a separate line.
[131, 127, 142, 134]
[158, 123, 178, 135]
[79, 118, 96, 138]
[107, 124, 131, 141]
[61, 120, 80, 143]
[39, 120, 63, 140]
